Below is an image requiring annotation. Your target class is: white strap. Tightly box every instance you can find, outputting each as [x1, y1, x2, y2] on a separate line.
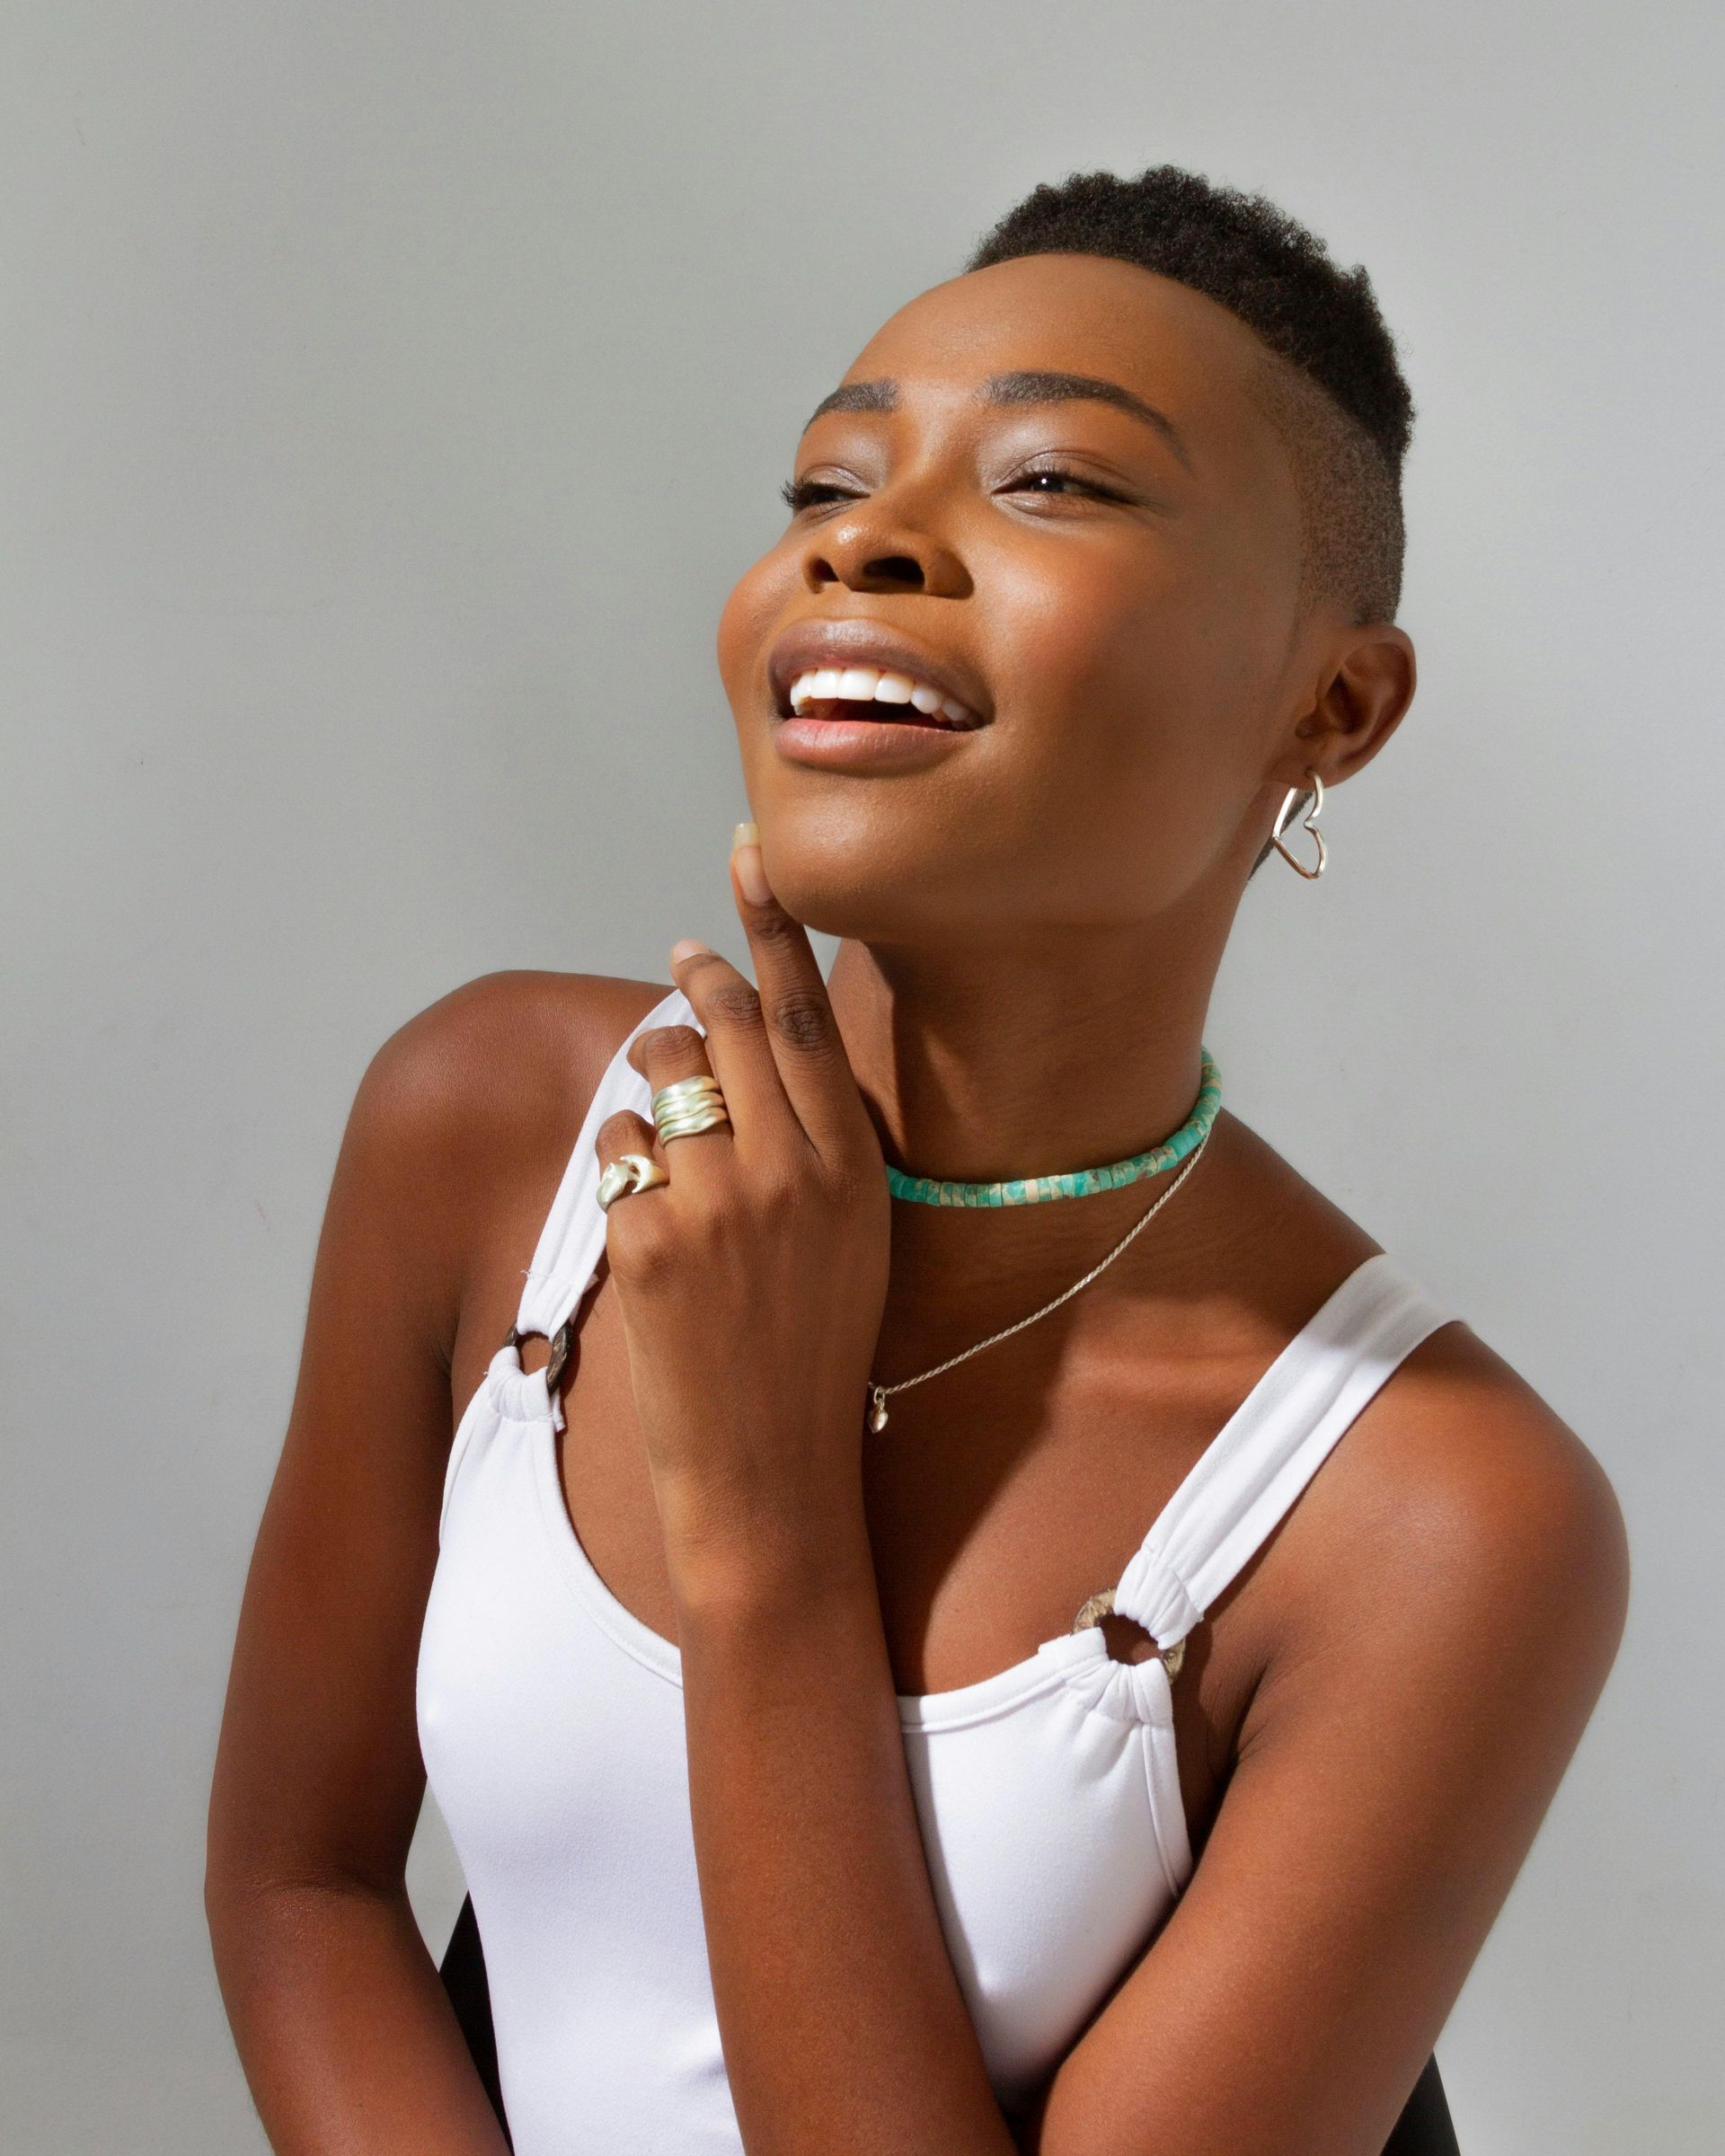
[1112, 1252, 1460, 1649]
[513, 986, 697, 1346]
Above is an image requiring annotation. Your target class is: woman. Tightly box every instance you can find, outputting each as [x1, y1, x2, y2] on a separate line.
[205, 166, 1629, 2154]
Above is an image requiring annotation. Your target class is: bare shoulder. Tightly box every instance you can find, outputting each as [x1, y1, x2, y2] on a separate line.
[1201, 1120, 1630, 1725]
[1254, 1305, 1631, 1745]
[1040, 1244, 1633, 2153]
[323, 968, 671, 1360]
[355, 968, 670, 1153]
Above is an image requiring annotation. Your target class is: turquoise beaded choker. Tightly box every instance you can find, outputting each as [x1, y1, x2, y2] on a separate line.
[885, 1048, 1222, 1207]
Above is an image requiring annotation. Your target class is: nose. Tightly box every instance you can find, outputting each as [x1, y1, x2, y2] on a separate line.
[798, 492, 970, 599]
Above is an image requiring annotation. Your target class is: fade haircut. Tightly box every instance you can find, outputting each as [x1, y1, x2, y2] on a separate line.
[965, 166, 1415, 633]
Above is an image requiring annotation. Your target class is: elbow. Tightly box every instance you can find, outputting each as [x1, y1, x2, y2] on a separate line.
[204, 1838, 410, 1982]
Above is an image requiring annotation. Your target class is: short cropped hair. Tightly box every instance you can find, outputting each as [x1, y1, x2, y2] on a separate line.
[965, 166, 1415, 632]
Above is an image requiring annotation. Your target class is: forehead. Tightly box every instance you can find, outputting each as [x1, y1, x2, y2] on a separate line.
[837, 252, 1293, 498]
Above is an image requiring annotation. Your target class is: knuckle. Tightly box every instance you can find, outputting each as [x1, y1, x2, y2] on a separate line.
[750, 906, 799, 950]
[823, 1159, 870, 1212]
[607, 1204, 677, 1282]
[770, 987, 835, 1056]
[705, 977, 765, 1032]
[643, 1023, 704, 1064]
[755, 1163, 804, 1214]
[683, 1197, 732, 1257]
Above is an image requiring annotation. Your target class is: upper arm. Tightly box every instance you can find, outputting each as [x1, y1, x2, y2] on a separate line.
[1027, 1343, 1631, 2155]
[204, 969, 660, 1899]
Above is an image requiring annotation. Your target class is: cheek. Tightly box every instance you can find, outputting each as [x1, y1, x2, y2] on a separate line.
[714, 546, 790, 717]
[707, 526, 1278, 932]
[986, 551, 1203, 806]
[980, 550, 1266, 888]
[999, 538, 1265, 735]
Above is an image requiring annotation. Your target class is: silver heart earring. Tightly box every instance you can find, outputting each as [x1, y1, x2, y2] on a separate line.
[1269, 769, 1328, 879]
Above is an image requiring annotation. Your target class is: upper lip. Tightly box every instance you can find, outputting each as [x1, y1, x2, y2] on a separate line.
[765, 619, 992, 725]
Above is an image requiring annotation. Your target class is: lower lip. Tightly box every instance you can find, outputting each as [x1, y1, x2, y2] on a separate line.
[772, 712, 983, 773]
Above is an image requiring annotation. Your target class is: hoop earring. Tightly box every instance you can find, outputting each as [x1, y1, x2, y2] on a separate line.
[1269, 769, 1327, 879]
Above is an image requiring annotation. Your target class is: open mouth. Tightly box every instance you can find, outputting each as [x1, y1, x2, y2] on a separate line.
[775, 666, 986, 732]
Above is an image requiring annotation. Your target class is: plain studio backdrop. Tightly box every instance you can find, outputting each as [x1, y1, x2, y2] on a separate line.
[3, 4, 1719, 2149]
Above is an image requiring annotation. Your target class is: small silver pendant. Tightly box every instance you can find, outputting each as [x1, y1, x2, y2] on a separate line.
[867, 1387, 890, 1434]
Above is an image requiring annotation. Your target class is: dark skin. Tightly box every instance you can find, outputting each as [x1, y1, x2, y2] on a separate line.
[206, 253, 1630, 2153]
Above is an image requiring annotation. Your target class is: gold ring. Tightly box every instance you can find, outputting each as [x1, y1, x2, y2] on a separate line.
[597, 1152, 671, 1211]
[656, 1103, 730, 1141]
[652, 1074, 730, 1143]
[652, 1074, 724, 1113]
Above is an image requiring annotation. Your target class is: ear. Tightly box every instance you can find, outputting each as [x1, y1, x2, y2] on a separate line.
[1279, 622, 1417, 792]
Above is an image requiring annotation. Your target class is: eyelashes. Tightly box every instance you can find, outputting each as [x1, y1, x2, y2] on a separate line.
[779, 476, 844, 513]
[779, 467, 1127, 516]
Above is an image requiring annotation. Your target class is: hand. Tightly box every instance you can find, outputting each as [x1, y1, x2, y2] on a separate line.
[594, 830, 890, 1604]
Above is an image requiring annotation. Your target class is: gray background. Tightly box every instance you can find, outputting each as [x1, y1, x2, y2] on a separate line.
[4, 3, 1719, 2148]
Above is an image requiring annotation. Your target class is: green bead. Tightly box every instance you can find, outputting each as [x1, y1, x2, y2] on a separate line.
[884, 1049, 1222, 1206]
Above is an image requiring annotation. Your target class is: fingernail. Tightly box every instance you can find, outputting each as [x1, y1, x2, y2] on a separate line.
[733, 842, 772, 906]
[731, 820, 758, 853]
[669, 938, 710, 965]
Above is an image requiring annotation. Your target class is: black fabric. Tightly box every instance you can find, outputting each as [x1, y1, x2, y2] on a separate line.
[438, 1891, 1459, 2152]
[438, 1894, 513, 2148]
[1383, 2049, 1462, 2155]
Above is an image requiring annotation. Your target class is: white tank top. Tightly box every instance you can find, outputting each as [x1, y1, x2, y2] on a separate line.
[416, 988, 1461, 2152]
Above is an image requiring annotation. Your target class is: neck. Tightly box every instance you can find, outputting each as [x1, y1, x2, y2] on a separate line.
[826, 895, 1233, 1194]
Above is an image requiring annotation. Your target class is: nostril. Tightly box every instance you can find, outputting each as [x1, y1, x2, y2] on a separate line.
[861, 554, 925, 587]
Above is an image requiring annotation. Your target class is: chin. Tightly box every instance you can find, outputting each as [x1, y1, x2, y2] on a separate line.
[768, 865, 944, 945]
[761, 826, 985, 947]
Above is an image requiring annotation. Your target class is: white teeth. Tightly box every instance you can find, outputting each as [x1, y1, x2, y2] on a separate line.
[784, 665, 977, 726]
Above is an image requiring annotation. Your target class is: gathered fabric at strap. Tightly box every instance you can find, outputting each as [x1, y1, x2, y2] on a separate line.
[1112, 1253, 1460, 1651]
[512, 987, 698, 1376]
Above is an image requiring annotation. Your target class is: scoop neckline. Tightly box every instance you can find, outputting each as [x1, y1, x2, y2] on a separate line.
[486, 1353, 1119, 1728]
[486, 1247, 1411, 1730]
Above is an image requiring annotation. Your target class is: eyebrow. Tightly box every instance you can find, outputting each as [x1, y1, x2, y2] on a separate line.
[802, 369, 1193, 471]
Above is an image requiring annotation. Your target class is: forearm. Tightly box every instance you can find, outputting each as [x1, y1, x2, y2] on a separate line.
[207, 1875, 511, 2155]
[675, 1542, 1018, 2156]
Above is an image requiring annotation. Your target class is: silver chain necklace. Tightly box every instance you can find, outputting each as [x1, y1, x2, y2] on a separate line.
[865, 1129, 1213, 1433]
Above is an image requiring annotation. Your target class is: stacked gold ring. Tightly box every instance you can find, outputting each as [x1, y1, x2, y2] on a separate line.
[651, 1073, 730, 1143]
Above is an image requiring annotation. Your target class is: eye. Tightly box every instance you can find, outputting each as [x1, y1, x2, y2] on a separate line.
[780, 476, 857, 515]
[1004, 464, 1126, 502]
[778, 465, 1129, 516]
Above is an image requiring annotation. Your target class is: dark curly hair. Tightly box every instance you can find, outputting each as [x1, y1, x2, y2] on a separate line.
[966, 166, 1414, 632]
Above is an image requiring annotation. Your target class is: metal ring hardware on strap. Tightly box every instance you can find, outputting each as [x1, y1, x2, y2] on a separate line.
[1068, 1585, 1187, 1681]
[508, 1319, 576, 1398]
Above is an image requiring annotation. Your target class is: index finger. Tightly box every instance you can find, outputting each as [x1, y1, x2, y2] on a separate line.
[729, 826, 871, 1164]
